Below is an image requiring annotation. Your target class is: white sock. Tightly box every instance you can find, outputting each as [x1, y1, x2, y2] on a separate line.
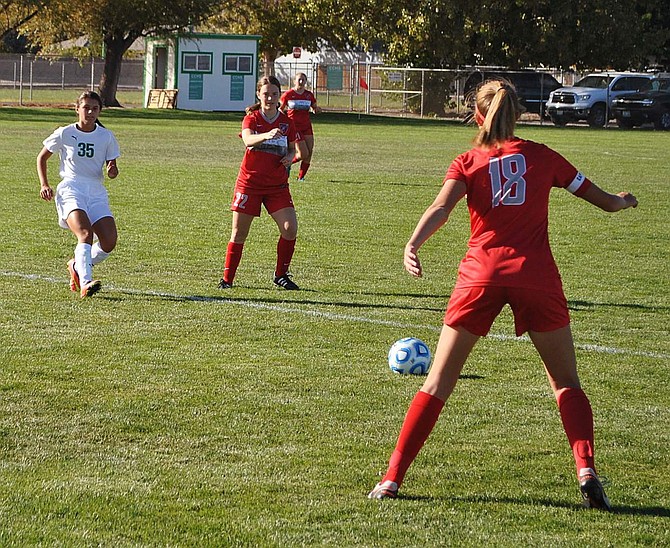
[91, 242, 110, 266]
[74, 243, 93, 285]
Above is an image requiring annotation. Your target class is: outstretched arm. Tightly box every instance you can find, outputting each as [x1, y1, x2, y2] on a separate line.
[404, 179, 467, 277]
[579, 183, 638, 212]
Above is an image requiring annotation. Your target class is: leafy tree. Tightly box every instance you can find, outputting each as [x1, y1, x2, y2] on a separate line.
[635, 0, 670, 67]
[0, 0, 43, 51]
[204, 0, 328, 74]
[22, 0, 221, 106]
[354, 0, 665, 71]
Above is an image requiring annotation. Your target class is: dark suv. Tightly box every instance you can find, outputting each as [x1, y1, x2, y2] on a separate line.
[463, 69, 562, 115]
[611, 77, 670, 130]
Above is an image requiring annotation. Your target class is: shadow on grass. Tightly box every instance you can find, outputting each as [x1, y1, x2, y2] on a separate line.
[396, 493, 670, 516]
[325, 178, 436, 187]
[568, 299, 669, 312]
[109, 286, 669, 317]
[112, 288, 445, 314]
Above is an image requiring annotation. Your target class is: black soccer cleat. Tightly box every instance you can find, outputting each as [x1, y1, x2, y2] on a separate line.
[217, 278, 233, 289]
[273, 274, 299, 290]
[579, 468, 612, 512]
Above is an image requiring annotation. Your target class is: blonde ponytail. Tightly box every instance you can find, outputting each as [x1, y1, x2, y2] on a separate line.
[473, 80, 524, 148]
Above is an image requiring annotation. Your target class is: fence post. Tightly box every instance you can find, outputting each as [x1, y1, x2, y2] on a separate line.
[90, 57, 95, 91]
[365, 63, 371, 114]
[420, 69, 425, 118]
[62, 61, 65, 91]
[350, 64, 354, 112]
[19, 55, 23, 105]
[29, 58, 33, 100]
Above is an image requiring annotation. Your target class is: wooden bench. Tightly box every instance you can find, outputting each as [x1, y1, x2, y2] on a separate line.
[147, 89, 178, 109]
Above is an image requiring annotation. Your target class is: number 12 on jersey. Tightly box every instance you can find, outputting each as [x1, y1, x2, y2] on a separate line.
[489, 154, 527, 207]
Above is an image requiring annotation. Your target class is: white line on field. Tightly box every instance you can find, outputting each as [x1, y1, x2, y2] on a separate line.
[3, 270, 668, 360]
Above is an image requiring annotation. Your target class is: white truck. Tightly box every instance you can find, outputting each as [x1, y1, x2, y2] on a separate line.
[545, 72, 655, 127]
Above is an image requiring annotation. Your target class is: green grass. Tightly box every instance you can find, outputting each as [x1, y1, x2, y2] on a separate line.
[0, 107, 668, 546]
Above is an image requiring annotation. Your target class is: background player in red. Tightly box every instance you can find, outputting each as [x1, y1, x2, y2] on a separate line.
[368, 80, 638, 510]
[218, 75, 300, 290]
[37, 90, 120, 298]
[280, 72, 321, 181]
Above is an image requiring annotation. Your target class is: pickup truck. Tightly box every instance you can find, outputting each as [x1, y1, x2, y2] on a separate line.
[545, 73, 655, 127]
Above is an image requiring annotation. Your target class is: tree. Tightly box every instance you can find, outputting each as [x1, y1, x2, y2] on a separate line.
[0, 0, 43, 51]
[204, 0, 326, 74]
[351, 0, 667, 71]
[22, 0, 221, 106]
[636, 0, 670, 67]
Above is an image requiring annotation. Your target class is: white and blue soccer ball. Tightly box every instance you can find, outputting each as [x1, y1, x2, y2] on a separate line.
[388, 337, 432, 375]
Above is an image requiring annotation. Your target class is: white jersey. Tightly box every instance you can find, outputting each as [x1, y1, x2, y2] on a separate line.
[43, 123, 120, 185]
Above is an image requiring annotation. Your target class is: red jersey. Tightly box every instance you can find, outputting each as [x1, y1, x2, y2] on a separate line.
[281, 89, 317, 131]
[445, 138, 592, 292]
[237, 110, 296, 191]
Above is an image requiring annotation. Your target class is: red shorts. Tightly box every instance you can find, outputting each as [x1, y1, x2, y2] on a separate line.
[230, 185, 294, 217]
[444, 285, 570, 337]
[294, 123, 313, 140]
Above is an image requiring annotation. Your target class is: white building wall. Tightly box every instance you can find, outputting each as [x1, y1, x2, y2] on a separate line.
[144, 33, 260, 111]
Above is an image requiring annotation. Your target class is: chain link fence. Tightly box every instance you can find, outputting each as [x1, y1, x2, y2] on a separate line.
[0, 54, 144, 106]
[270, 60, 577, 121]
[3, 53, 578, 120]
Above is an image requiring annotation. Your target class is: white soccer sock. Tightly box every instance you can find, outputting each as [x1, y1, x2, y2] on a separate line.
[74, 243, 93, 285]
[91, 242, 110, 266]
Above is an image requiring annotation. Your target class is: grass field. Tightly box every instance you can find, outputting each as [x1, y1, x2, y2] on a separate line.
[0, 106, 668, 546]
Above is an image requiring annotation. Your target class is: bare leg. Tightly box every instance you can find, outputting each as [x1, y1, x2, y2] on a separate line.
[230, 211, 255, 244]
[66, 209, 94, 245]
[302, 134, 315, 163]
[529, 325, 580, 394]
[421, 324, 480, 401]
[529, 325, 597, 475]
[92, 216, 118, 253]
[372, 325, 479, 493]
[270, 207, 298, 241]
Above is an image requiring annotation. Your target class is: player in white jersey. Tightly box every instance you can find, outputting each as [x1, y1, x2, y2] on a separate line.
[37, 91, 121, 298]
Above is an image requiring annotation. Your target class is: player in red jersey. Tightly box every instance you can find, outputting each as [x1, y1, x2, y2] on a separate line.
[280, 72, 321, 181]
[218, 75, 300, 290]
[368, 80, 638, 510]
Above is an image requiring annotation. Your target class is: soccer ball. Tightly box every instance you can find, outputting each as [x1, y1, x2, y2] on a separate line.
[388, 337, 432, 375]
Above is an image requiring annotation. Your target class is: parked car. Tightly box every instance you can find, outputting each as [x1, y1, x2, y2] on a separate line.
[545, 72, 655, 127]
[463, 69, 562, 115]
[611, 77, 670, 130]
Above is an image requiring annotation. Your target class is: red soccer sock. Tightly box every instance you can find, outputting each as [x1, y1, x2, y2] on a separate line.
[275, 237, 296, 277]
[222, 242, 244, 283]
[382, 390, 445, 487]
[298, 162, 310, 179]
[556, 387, 596, 474]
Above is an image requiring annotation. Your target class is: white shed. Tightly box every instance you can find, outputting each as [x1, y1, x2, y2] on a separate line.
[144, 33, 261, 111]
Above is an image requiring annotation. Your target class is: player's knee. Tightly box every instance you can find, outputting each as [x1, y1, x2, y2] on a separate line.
[101, 238, 117, 253]
[281, 223, 298, 241]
